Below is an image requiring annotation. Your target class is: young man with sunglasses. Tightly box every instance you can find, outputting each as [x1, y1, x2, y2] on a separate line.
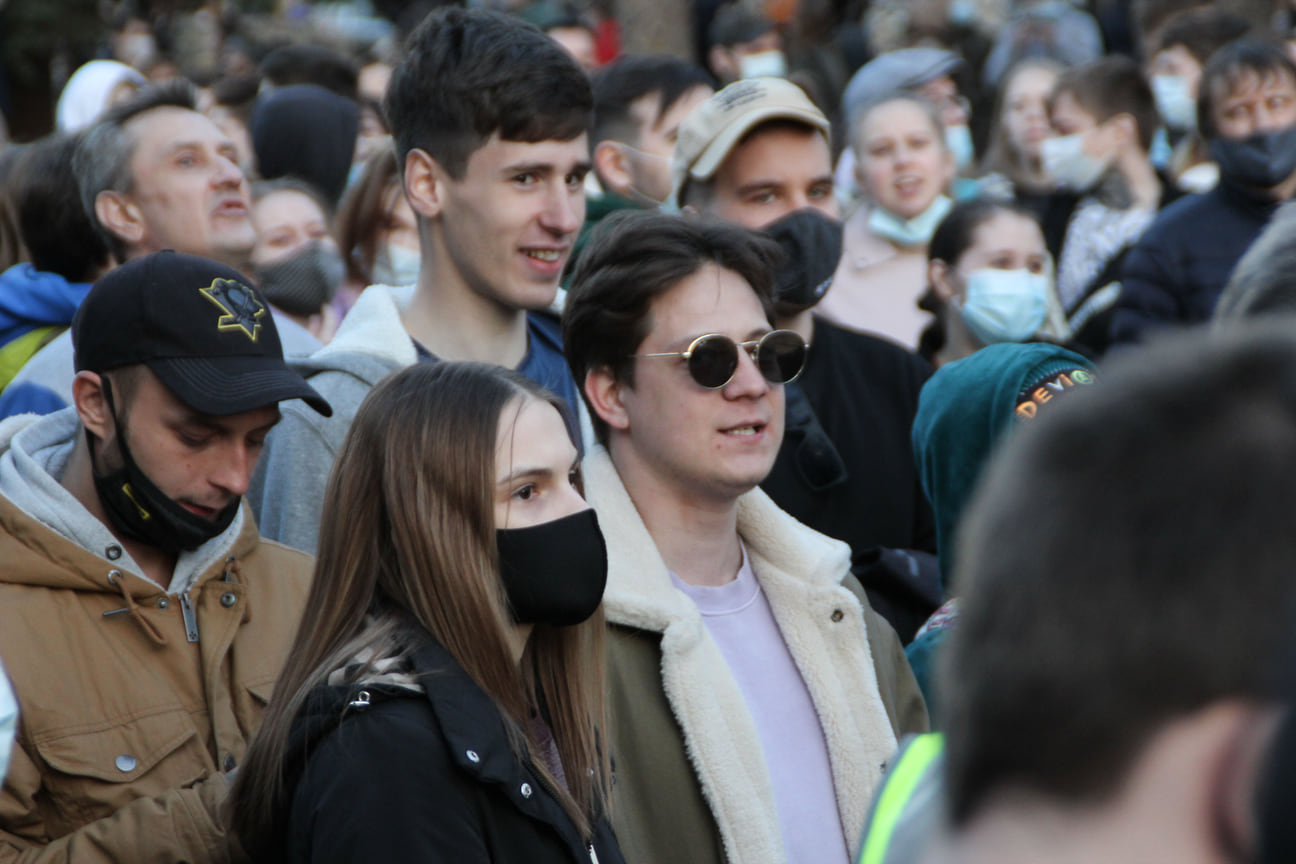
[563, 211, 927, 864]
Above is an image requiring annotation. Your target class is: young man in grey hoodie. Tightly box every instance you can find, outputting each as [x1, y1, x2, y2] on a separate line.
[248, 7, 594, 554]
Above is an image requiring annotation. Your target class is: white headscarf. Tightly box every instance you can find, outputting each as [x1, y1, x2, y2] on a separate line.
[56, 60, 146, 133]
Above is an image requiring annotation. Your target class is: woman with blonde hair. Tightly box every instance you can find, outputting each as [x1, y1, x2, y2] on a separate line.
[228, 361, 621, 864]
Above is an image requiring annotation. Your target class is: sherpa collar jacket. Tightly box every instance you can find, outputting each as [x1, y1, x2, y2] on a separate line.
[0, 413, 313, 863]
[582, 446, 928, 864]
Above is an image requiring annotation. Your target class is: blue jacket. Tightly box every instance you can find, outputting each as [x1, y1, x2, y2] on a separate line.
[1109, 180, 1279, 345]
[0, 264, 90, 350]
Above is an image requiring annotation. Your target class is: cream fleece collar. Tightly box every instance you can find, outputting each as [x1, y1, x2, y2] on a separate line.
[584, 445, 899, 862]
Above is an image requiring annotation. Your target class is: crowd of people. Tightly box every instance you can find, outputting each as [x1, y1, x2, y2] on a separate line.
[1, 0, 1296, 862]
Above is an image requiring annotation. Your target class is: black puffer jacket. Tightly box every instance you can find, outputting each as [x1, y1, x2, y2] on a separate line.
[254, 633, 624, 864]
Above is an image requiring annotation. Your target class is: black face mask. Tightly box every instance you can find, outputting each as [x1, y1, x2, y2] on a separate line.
[1210, 123, 1296, 189]
[496, 509, 608, 627]
[90, 381, 239, 555]
[255, 241, 345, 317]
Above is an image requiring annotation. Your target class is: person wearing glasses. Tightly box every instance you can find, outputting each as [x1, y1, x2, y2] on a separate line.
[672, 77, 941, 642]
[562, 210, 927, 864]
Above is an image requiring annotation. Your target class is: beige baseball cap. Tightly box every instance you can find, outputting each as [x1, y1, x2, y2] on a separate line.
[668, 77, 831, 211]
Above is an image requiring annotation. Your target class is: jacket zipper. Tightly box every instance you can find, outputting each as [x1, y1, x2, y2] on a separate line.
[588, 843, 599, 863]
[180, 591, 200, 643]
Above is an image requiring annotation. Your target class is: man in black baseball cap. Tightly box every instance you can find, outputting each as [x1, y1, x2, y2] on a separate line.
[0, 251, 328, 861]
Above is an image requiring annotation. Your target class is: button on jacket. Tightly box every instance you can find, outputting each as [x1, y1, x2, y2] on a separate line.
[0, 492, 312, 863]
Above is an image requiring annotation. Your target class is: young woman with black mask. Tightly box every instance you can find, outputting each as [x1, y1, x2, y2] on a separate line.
[227, 361, 620, 864]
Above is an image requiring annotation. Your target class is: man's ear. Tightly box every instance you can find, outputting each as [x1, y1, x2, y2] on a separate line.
[929, 259, 957, 301]
[404, 148, 444, 220]
[94, 191, 146, 248]
[584, 367, 631, 434]
[708, 46, 736, 82]
[72, 371, 114, 444]
[1208, 702, 1284, 862]
[594, 141, 632, 198]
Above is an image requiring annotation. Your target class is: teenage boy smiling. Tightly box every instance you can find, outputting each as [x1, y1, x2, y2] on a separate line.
[250, 8, 593, 554]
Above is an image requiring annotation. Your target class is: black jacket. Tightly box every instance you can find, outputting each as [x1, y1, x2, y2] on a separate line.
[1109, 179, 1279, 346]
[256, 634, 624, 864]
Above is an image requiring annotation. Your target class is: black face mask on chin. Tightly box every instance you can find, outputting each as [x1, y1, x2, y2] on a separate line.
[89, 379, 239, 556]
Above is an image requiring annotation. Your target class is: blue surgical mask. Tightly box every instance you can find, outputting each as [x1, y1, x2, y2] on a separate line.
[371, 243, 421, 287]
[739, 50, 787, 80]
[957, 268, 1051, 344]
[1151, 74, 1196, 132]
[868, 196, 952, 248]
[1040, 131, 1110, 191]
[945, 124, 976, 171]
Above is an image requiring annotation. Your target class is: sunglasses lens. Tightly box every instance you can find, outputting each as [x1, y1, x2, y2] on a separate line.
[687, 335, 740, 389]
[758, 331, 808, 384]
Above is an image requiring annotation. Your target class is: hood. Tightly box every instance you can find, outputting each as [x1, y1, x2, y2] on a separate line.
[252, 84, 359, 209]
[288, 282, 415, 385]
[0, 408, 253, 594]
[0, 264, 90, 346]
[912, 343, 1095, 589]
[55, 60, 145, 133]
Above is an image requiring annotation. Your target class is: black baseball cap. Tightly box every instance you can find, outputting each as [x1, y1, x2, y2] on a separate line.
[73, 251, 332, 417]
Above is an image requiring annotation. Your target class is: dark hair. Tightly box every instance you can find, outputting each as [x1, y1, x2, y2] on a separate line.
[259, 43, 359, 102]
[1215, 201, 1296, 323]
[943, 322, 1296, 826]
[707, 2, 774, 52]
[1051, 56, 1159, 152]
[17, 133, 112, 281]
[229, 361, 607, 855]
[918, 198, 1041, 361]
[1133, 0, 1199, 50]
[591, 54, 713, 148]
[1155, 8, 1251, 65]
[1198, 37, 1296, 139]
[563, 210, 782, 444]
[383, 7, 592, 180]
[335, 147, 403, 286]
[73, 80, 199, 264]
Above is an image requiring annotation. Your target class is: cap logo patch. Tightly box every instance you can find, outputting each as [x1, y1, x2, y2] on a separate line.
[200, 278, 265, 342]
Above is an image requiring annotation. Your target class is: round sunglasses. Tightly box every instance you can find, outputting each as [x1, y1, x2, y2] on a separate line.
[634, 329, 809, 389]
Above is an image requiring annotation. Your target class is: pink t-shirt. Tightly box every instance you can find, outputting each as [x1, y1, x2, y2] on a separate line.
[670, 547, 849, 864]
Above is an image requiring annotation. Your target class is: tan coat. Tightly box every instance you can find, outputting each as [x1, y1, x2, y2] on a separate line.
[584, 447, 928, 864]
[0, 496, 312, 863]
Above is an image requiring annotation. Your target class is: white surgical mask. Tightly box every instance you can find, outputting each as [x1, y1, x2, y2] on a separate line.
[0, 663, 15, 785]
[868, 195, 952, 248]
[958, 268, 1051, 344]
[1151, 74, 1196, 131]
[945, 124, 976, 171]
[371, 243, 421, 287]
[739, 50, 787, 80]
[1040, 131, 1110, 191]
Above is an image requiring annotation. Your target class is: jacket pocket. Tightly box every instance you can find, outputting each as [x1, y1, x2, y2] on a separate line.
[31, 707, 210, 833]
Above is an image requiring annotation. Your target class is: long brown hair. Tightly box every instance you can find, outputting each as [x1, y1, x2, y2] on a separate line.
[228, 362, 608, 852]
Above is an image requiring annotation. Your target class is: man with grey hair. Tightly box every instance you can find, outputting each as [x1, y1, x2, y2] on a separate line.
[0, 81, 318, 419]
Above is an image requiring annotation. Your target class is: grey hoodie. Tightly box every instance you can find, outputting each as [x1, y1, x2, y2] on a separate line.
[0, 408, 245, 593]
[248, 284, 414, 554]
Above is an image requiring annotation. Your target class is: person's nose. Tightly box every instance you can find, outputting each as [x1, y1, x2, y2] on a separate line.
[210, 442, 254, 498]
[212, 151, 246, 189]
[723, 344, 771, 399]
[540, 182, 583, 236]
